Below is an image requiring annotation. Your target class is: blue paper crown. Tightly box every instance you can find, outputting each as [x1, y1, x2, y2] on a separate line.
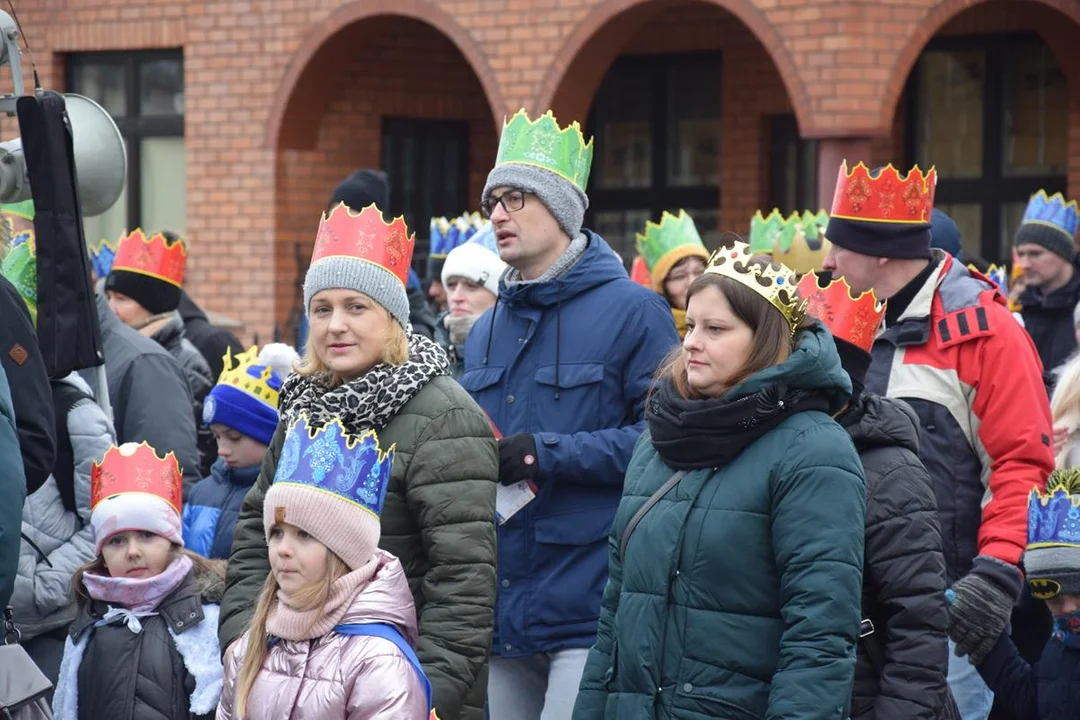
[273, 414, 395, 519]
[88, 238, 118, 278]
[469, 221, 498, 255]
[1022, 190, 1079, 240]
[1028, 485, 1080, 549]
[430, 212, 482, 256]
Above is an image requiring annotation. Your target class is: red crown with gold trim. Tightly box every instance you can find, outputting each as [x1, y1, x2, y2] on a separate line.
[111, 229, 188, 287]
[831, 161, 937, 225]
[797, 272, 885, 353]
[90, 442, 183, 516]
[311, 203, 416, 287]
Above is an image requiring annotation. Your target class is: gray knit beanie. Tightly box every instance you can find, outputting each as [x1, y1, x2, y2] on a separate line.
[483, 164, 588, 238]
[303, 258, 409, 330]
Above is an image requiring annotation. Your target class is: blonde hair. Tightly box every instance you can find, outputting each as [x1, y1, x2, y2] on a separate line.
[297, 310, 409, 388]
[233, 550, 349, 718]
[1052, 354, 1080, 467]
[70, 545, 218, 608]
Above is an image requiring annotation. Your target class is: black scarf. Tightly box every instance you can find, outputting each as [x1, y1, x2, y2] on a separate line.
[646, 376, 832, 469]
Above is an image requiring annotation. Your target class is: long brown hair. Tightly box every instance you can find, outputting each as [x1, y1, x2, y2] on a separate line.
[70, 545, 220, 608]
[296, 304, 408, 388]
[656, 270, 808, 399]
[232, 550, 349, 718]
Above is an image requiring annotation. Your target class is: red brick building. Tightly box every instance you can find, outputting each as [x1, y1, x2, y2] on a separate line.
[12, 0, 1080, 343]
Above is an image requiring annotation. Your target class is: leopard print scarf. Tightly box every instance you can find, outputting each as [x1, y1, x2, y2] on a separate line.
[278, 332, 450, 432]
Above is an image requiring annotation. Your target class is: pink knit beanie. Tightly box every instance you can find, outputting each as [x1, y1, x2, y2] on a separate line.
[263, 415, 394, 571]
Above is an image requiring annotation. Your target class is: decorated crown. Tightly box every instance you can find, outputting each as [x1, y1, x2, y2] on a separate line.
[215, 346, 283, 406]
[111, 229, 188, 287]
[1, 230, 36, 324]
[749, 209, 831, 274]
[430, 212, 483, 257]
[703, 239, 806, 336]
[90, 442, 183, 516]
[469, 220, 498, 255]
[1028, 468, 1080, 550]
[495, 109, 594, 192]
[630, 255, 651, 287]
[312, 203, 416, 288]
[1021, 190, 1079, 239]
[273, 414, 395, 519]
[88, 237, 118, 279]
[831, 161, 937, 224]
[635, 210, 707, 275]
[968, 263, 1008, 294]
[797, 272, 885, 353]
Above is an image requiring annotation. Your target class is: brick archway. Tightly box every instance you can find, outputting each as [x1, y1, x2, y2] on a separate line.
[264, 0, 505, 150]
[533, 0, 809, 133]
[880, 0, 1080, 134]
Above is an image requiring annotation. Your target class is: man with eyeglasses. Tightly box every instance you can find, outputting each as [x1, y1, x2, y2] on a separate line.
[460, 110, 678, 719]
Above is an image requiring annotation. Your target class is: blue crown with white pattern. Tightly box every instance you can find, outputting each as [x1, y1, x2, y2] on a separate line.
[88, 237, 118, 279]
[1022, 191, 1079, 240]
[273, 414, 395, 518]
[469, 220, 497, 255]
[1028, 484, 1080, 549]
[430, 212, 483, 257]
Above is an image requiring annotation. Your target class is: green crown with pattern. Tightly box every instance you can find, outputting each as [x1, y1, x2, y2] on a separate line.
[495, 109, 594, 192]
[1, 232, 36, 325]
[749, 209, 829, 254]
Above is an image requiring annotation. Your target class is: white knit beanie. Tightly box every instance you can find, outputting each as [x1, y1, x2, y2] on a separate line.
[441, 243, 508, 297]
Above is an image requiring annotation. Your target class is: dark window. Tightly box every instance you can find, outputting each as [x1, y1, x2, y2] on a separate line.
[764, 114, 818, 215]
[67, 51, 185, 242]
[585, 53, 722, 261]
[906, 33, 1067, 262]
[381, 117, 470, 271]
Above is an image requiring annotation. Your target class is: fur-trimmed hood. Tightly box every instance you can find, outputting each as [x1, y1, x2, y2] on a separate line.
[192, 556, 227, 605]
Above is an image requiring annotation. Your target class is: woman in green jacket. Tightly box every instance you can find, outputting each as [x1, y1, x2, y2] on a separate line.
[574, 240, 866, 720]
[218, 203, 498, 720]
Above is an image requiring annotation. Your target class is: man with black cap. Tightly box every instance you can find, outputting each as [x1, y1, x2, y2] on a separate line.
[1013, 191, 1080, 376]
[327, 168, 437, 339]
[821, 161, 1054, 720]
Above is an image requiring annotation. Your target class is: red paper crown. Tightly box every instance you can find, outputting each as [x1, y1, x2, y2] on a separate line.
[311, 203, 416, 287]
[90, 442, 183, 515]
[630, 255, 651, 287]
[831, 161, 937, 225]
[797, 272, 885, 353]
[111, 229, 188, 287]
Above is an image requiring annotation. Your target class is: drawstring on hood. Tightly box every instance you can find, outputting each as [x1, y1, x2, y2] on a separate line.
[555, 296, 561, 400]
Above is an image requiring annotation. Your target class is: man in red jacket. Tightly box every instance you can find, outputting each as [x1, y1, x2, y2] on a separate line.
[821, 161, 1054, 720]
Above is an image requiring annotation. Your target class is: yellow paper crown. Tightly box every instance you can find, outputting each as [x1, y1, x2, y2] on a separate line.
[216, 346, 281, 408]
[704, 239, 806, 337]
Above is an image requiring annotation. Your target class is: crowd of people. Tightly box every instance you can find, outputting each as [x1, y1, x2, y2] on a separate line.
[1, 105, 1079, 720]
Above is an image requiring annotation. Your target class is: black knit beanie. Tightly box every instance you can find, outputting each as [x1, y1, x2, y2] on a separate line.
[329, 169, 390, 213]
[104, 269, 181, 315]
[826, 216, 932, 260]
[834, 336, 870, 401]
[1016, 222, 1077, 262]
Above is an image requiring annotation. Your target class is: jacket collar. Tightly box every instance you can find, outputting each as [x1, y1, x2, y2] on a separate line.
[70, 572, 205, 640]
[498, 230, 628, 309]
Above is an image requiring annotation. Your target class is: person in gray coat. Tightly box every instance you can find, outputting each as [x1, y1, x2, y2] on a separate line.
[92, 291, 201, 495]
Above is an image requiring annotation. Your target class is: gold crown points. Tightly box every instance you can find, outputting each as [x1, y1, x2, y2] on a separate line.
[286, 412, 397, 459]
[636, 209, 691, 241]
[1030, 190, 1079, 211]
[840, 161, 937, 182]
[503, 109, 594, 151]
[89, 236, 119, 253]
[321, 202, 414, 236]
[704, 241, 806, 336]
[806, 273, 886, 310]
[218, 346, 279, 401]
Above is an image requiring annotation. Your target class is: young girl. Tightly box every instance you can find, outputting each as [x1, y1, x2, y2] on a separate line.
[216, 414, 431, 719]
[53, 442, 225, 720]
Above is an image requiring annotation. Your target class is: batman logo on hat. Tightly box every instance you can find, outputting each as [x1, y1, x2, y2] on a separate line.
[1030, 578, 1062, 600]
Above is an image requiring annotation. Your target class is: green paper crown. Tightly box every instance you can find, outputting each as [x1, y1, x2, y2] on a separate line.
[1, 233, 36, 325]
[495, 109, 594, 192]
[3, 199, 34, 221]
[635, 210, 706, 271]
[749, 209, 829, 254]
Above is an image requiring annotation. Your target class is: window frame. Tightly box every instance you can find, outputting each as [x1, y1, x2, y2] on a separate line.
[904, 31, 1066, 261]
[66, 50, 185, 232]
[764, 113, 819, 215]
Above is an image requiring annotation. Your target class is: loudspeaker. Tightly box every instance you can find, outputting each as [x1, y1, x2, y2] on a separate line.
[0, 93, 126, 217]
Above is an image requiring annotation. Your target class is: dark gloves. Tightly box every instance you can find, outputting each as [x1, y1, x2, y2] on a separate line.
[947, 555, 1023, 665]
[498, 434, 539, 486]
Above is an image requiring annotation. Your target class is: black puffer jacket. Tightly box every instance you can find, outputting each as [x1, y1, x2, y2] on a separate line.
[840, 393, 954, 720]
[1019, 263, 1080, 378]
[177, 291, 244, 383]
[153, 313, 216, 478]
[70, 559, 225, 720]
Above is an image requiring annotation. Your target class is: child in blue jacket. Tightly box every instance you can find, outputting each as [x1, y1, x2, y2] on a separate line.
[965, 467, 1080, 719]
[181, 344, 296, 559]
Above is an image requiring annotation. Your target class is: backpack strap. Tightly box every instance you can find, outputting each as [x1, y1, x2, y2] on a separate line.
[334, 622, 433, 713]
[50, 380, 94, 514]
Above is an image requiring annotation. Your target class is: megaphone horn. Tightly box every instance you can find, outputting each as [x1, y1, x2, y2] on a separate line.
[0, 93, 127, 217]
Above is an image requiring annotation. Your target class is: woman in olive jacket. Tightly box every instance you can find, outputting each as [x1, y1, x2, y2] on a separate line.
[574, 247, 866, 720]
[218, 203, 498, 720]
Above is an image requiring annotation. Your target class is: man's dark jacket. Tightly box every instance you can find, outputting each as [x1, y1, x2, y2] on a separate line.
[1019, 262, 1080, 375]
[178, 291, 244, 383]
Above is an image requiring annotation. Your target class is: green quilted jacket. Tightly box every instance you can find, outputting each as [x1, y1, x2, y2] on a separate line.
[574, 326, 867, 719]
[218, 375, 498, 720]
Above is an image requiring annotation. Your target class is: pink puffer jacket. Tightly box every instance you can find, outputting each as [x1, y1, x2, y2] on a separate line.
[216, 550, 428, 719]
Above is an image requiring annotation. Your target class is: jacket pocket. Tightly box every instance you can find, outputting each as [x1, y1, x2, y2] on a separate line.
[531, 508, 612, 626]
[460, 366, 505, 405]
[533, 362, 606, 433]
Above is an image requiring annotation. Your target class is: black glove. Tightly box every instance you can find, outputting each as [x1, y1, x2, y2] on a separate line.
[498, 434, 539, 486]
[947, 556, 1023, 665]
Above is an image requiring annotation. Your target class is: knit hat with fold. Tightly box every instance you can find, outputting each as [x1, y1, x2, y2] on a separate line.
[1026, 468, 1080, 600]
[105, 229, 187, 314]
[203, 345, 297, 446]
[90, 442, 184, 555]
[441, 222, 508, 296]
[1015, 190, 1078, 262]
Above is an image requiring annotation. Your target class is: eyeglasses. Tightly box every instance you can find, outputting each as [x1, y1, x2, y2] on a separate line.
[481, 189, 527, 218]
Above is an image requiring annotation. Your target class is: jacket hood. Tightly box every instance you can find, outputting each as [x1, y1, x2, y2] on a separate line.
[1019, 259, 1080, 311]
[177, 291, 209, 323]
[499, 230, 628, 309]
[840, 393, 920, 455]
[726, 320, 852, 413]
[152, 312, 188, 350]
[56, 370, 93, 395]
[338, 550, 419, 646]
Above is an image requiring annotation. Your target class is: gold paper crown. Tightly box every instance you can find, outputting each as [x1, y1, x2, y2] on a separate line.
[704, 239, 806, 336]
[216, 346, 282, 408]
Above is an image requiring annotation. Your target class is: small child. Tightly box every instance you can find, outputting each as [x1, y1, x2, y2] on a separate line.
[216, 414, 431, 719]
[183, 344, 298, 559]
[53, 442, 224, 720]
[966, 467, 1080, 718]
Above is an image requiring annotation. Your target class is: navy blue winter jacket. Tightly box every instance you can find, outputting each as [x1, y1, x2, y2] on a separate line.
[462, 230, 679, 657]
[978, 631, 1080, 719]
[181, 459, 260, 559]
